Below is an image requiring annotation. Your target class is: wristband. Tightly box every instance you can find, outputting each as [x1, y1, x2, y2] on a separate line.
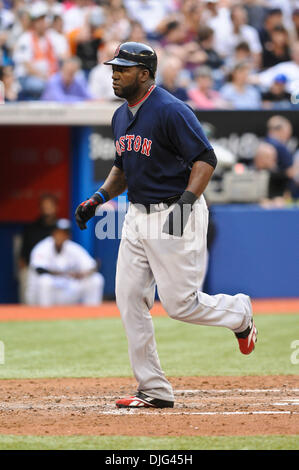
[94, 188, 110, 204]
[179, 191, 198, 206]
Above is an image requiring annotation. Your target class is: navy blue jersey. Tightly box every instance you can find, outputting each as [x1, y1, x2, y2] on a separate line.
[112, 85, 215, 205]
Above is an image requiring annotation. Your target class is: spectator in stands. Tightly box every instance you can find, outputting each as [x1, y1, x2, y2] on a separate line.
[0, 0, 14, 31]
[213, 3, 263, 69]
[204, 0, 232, 57]
[88, 41, 120, 101]
[197, 24, 225, 88]
[18, 193, 59, 303]
[75, 7, 106, 76]
[62, 0, 91, 34]
[41, 56, 92, 102]
[158, 55, 189, 102]
[254, 141, 277, 173]
[254, 41, 299, 95]
[258, 8, 284, 49]
[158, 17, 187, 47]
[220, 60, 261, 109]
[180, 0, 204, 42]
[48, 13, 70, 63]
[102, 3, 131, 43]
[263, 115, 295, 197]
[0, 64, 19, 101]
[126, 20, 147, 43]
[261, 74, 291, 109]
[243, 0, 268, 31]
[44, 0, 64, 23]
[26, 219, 105, 306]
[13, 1, 59, 100]
[6, 7, 31, 54]
[261, 24, 291, 70]
[197, 25, 224, 71]
[225, 41, 255, 74]
[291, 8, 299, 41]
[253, 141, 283, 202]
[123, 0, 175, 38]
[188, 65, 228, 110]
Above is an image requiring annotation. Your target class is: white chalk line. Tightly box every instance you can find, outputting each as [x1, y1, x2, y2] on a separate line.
[101, 410, 299, 416]
[0, 402, 298, 416]
[28, 388, 299, 400]
[174, 389, 299, 394]
[1, 388, 298, 416]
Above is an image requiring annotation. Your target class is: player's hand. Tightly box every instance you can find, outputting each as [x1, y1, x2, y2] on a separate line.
[75, 194, 103, 230]
[162, 191, 197, 237]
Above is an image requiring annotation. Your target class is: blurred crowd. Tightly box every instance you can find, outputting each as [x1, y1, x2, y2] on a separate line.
[0, 0, 299, 108]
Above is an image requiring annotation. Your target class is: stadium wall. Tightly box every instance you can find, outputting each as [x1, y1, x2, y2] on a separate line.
[0, 104, 298, 302]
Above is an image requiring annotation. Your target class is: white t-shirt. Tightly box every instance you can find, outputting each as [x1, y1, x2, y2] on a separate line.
[62, 5, 90, 33]
[30, 236, 97, 275]
[257, 61, 299, 94]
[13, 31, 56, 78]
[215, 24, 262, 57]
[123, 0, 175, 33]
[47, 29, 70, 60]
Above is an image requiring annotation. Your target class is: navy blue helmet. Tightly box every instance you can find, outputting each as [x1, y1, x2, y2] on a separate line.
[104, 42, 157, 78]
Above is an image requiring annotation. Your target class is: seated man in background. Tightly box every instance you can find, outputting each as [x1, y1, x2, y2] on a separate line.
[27, 219, 104, 306]
[41, 56, 92, 102]
[18, 193, 59, 303]
[188, 66, 228, 110]
[261, 74, 291, 109]
[158, 55, 189, 102]
[253, 138, 293, 203]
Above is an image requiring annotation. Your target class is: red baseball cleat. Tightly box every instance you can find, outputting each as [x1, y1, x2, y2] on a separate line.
[235, 319, 257, 355]
[116, 391, 174, 408]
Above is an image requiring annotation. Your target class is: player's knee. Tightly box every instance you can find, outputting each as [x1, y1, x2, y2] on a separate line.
[161, 295, 194, 320]
[116, 278, 140, 304]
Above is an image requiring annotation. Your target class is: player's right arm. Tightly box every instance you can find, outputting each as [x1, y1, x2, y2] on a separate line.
[75, 165, 127, 230]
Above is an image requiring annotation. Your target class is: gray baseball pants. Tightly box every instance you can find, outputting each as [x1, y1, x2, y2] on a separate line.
[115, 196, 252, 402]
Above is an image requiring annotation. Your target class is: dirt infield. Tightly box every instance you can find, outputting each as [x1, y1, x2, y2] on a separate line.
[0, 376, 298, 436]
[0, 299, 298, 322]
[0, 303, 298, 438]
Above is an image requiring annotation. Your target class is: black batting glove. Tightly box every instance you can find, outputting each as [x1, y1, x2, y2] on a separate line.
[162, 191, 198, 237]
[75, 193, 104, 230]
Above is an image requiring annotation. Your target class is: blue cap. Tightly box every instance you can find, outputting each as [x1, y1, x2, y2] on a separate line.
[274, 74, 287, 83]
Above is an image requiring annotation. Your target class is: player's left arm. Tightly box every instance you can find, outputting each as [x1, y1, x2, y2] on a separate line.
[162, 103, 217, 237]
[185, 160, 215, 197]
[163, 160, 215, 237]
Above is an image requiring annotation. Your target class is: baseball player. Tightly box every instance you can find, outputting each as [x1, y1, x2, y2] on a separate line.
[27, 219, 104, 306]
[75, 42, 257, 409]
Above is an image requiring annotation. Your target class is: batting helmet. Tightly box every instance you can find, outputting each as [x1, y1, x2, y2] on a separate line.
[104, 42, 157, 78]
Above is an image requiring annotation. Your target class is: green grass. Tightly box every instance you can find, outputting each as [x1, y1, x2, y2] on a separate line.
[0, 314, 298, 378]
[0, 434, 298, 450]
